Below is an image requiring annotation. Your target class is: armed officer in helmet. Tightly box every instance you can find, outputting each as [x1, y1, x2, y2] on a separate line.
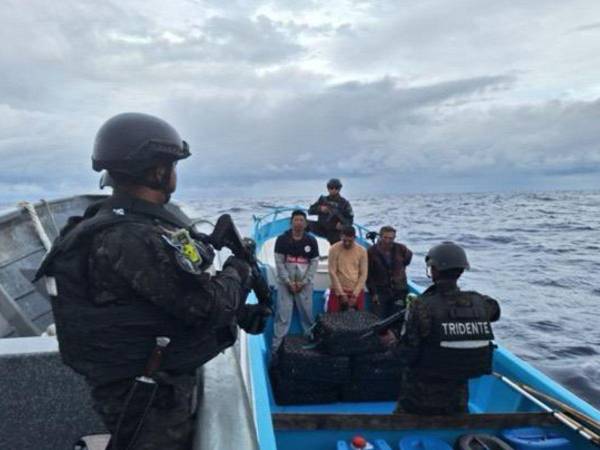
[381, 242, 500, 415]
[36, 113, 269, 449]
[308, 178, 354, 244]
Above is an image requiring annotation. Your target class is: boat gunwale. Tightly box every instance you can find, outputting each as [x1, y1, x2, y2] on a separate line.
[272, 412, 559, 431]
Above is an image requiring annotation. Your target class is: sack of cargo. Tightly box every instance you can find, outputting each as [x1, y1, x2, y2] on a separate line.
[270, 367, 340, 405]
[279, 335, 350, 383]
[351, 350, 403, 381]
[313, 310, 384, 356]
[341, 378, 399, 402]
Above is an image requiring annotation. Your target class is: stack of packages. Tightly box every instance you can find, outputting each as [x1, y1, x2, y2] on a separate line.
[270, 335, 349, 405]
[271, 311, 402, 405]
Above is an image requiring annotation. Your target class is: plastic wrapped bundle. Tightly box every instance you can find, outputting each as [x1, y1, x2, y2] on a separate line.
[279, 335, 350, 383]
[271, 368, 340, 405]
[341, 378, 399, 402]
[351, 350, 404, 381]
[313, 310, 384, 356]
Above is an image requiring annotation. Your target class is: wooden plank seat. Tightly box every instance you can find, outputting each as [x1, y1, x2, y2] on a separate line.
[273, 412, 558, 431]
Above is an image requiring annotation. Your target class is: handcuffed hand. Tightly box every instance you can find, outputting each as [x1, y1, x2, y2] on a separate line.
[286, 281, 296, 294]
[348, 294, 357, 307]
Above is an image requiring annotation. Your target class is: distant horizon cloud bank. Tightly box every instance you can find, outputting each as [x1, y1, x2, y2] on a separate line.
[1, 0, 599, 198]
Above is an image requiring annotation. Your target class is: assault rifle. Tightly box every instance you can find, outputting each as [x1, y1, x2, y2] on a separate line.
[203, 214, 272, 311]
[360, 293, 417, 339]
[360, 307, 406, 340]
[321, 197, 352, 226]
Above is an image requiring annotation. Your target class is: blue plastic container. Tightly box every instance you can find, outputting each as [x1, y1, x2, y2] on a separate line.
[500, 427, 573, 450]
[399, 435, 453, 450]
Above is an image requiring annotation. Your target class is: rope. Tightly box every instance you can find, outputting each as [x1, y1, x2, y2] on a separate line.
[41, 199, 60, 237]
[19, 201, 58, 297]
[18, 201, 53, 252]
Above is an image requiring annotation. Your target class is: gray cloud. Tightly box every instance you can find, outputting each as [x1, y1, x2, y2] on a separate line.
[0, 0, 599, 201]
[572, 22, 600, 32]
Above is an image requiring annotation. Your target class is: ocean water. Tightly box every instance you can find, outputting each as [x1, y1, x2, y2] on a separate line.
[181, 190, 600, 409]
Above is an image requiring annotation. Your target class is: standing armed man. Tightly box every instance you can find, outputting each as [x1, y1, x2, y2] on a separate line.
[308, 178, 354, 244]
[37, 113, 268, 449]
[382, 242, 500, 415]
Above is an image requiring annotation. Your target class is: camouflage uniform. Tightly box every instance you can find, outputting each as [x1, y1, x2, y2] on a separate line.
[91, 372, 197, 450]
[81, 194, 247, 449]
[393, 280, 500, 415]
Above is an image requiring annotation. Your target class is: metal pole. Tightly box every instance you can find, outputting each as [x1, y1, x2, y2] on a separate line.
[493, 372, 600, 447]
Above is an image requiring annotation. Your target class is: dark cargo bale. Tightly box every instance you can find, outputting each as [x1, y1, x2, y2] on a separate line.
[313, 311, 384, 356]
[279, 335, 350, 382]
[352, 350, 404, 381]
[271, 368, 340, 405]
[341, 378, 399, 402]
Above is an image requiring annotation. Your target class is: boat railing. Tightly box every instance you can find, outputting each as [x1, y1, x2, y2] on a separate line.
[252, 205, 374, 248]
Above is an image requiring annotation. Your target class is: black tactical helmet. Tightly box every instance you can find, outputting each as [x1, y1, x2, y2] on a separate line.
[425, 241, 470, 271]
[327, 178, 342, 189]
[92, 112, 191, 174]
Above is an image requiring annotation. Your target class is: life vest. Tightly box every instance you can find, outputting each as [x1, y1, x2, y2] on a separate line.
[36, 196, 237, 386]
[414, 288, 495, 380]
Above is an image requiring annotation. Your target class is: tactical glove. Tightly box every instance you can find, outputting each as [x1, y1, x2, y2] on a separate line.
[237, 304, 270, 334]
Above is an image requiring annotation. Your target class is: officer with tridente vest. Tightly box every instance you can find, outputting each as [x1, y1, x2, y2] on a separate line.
[381, 241, 500, 415]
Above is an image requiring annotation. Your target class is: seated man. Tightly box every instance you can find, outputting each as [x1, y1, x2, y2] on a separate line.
[367, 225, 413, 318]
[308, 178, 354, 244]
[328, 226, 368, 312]
[381, 242, 500, 415]
[271, 210, 319, 355]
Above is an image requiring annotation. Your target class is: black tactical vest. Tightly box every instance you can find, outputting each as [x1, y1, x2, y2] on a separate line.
[36, 196, 237, 386]
[415, 288, 495, 380]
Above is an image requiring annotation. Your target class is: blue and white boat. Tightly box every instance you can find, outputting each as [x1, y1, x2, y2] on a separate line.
[245, 207, 600, 450]
[0, 198, 598, 450]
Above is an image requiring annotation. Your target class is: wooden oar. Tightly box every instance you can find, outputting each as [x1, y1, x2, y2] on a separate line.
[493, 372, 600, 447]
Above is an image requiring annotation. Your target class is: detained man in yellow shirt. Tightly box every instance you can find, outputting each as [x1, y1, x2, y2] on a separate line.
[327, 226, 368, 312]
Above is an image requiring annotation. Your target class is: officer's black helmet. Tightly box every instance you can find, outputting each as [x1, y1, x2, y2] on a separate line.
[327, 178, 342, 189]
[425, 241, 470, 271]
[92, 113, 191, 174]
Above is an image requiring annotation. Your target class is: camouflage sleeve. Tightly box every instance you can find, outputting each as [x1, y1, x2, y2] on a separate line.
[90, 223, 243, 328]
[342, 199, 354, 224]
[391, 297, 429, 365]
[308, 196, 323, 215]
[483, 295, 501, 322]
[403, 297, 431, 343]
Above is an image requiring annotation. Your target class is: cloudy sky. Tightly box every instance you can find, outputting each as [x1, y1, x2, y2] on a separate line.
[1, 0, 599, 201]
